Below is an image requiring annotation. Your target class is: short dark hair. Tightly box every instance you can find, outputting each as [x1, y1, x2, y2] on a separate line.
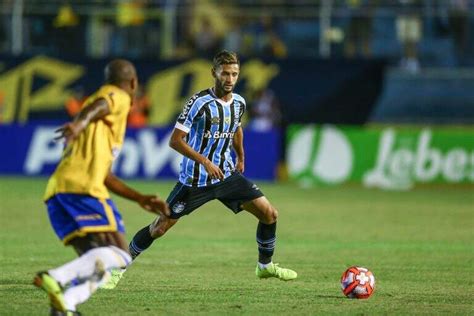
[212, 50, 240, 70]
[104, 59, 136, 85]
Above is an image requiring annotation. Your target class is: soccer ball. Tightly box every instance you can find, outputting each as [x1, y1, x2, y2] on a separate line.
[341, 266, 375, 299]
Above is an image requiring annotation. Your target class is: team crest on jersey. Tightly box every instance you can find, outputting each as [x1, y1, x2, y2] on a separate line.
[224, 116, 231, 124]
[172, 201, 186, 214]
[211, 116, 220, 125]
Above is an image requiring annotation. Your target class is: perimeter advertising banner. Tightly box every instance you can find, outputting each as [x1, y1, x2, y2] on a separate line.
[287, 125, 474, 189]
[0, 124, 280, 180]
[0, 55, 384, 125]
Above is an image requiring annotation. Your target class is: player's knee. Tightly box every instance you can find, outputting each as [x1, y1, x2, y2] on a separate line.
[270, 207, 278, 223]
[262, 206, 278, 224]
[149, 217, 175, 238]
[150, 224, 167, 238]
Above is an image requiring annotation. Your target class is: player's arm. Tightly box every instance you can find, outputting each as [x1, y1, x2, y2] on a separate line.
[104, 172, 169, 216]
[232, 126, 245, 173]
[55, 98, 110, 143]
[169, 128, 224, 180]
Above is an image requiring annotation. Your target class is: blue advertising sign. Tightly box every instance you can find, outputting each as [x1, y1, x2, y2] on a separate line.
[0, 125, 280, 180]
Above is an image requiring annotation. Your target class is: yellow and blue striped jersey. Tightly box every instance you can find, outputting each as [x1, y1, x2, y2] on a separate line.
[44, 84, 131, 200]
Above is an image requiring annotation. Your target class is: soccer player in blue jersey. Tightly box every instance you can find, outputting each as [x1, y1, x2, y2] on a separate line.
[33, 59, 169, 315]
[104, 50, 297, 288]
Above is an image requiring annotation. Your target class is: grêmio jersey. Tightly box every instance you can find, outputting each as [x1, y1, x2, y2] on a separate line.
[175, 88, 245, 187]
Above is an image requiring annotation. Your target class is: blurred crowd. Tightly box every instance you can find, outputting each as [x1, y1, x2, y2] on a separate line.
[0, 0, 473, 70]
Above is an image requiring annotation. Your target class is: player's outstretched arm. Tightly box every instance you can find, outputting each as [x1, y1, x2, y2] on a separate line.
[169, 128, 224, 180]
[232, 126, 245, 173]
[55, 98, 110, 143]
[104, 173, 170, 216]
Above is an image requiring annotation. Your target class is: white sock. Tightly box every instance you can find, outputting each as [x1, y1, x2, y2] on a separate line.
[63, 280, 96, 311]
[258, 262, 272, 269]
[49, 246, 131, 286]
[63, 270, 111, 311]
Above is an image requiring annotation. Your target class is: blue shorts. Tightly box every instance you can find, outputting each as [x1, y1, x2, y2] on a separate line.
[46, 193, 125, 245]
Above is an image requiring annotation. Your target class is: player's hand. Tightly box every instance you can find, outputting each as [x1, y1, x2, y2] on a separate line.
[54, 121, 86, 143]
[203, 159, 224, 180]
[138, 195, 170, 216]
[235, 158, 245, 174]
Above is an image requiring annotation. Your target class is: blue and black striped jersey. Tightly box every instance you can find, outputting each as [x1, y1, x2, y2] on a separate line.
[175, 88, 246, 187]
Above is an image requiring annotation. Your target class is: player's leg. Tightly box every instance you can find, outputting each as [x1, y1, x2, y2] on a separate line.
[34, 232, 132, 312]
[129, 215, 178, 259]
[57, 232, 131, 310]
[243, 197, 297, 281]
[34, 194, 130, 312]
[69, 231, 128, 255]
[243, 196, 278, 264]
[215, 174, 277, 264]
[99, 215, 180, 291]
[216, 174, 296, 281]
[129, 182, 212, 259]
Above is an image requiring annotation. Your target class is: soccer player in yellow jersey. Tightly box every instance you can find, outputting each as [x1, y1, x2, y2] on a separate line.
[33, 59, 169, 315]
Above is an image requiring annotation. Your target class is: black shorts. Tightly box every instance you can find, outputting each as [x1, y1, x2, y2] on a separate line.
[166, 172, 264, 219]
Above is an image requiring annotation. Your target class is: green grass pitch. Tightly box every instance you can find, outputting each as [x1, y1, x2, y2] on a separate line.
[0, 177, 472, 315]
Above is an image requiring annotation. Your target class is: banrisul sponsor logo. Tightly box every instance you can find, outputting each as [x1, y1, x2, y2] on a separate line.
[364, 129, 474, 190]
[287, 125, 353, 185]
[203, 130, 235, 139]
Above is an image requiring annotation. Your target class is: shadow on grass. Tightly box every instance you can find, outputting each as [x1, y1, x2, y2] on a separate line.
[314, 294, 347, 300]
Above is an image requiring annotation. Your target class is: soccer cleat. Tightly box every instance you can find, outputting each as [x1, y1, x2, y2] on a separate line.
[99, 268, 125, 290]
[256, 263, 297, 281]
[33, 271, 67, 312]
